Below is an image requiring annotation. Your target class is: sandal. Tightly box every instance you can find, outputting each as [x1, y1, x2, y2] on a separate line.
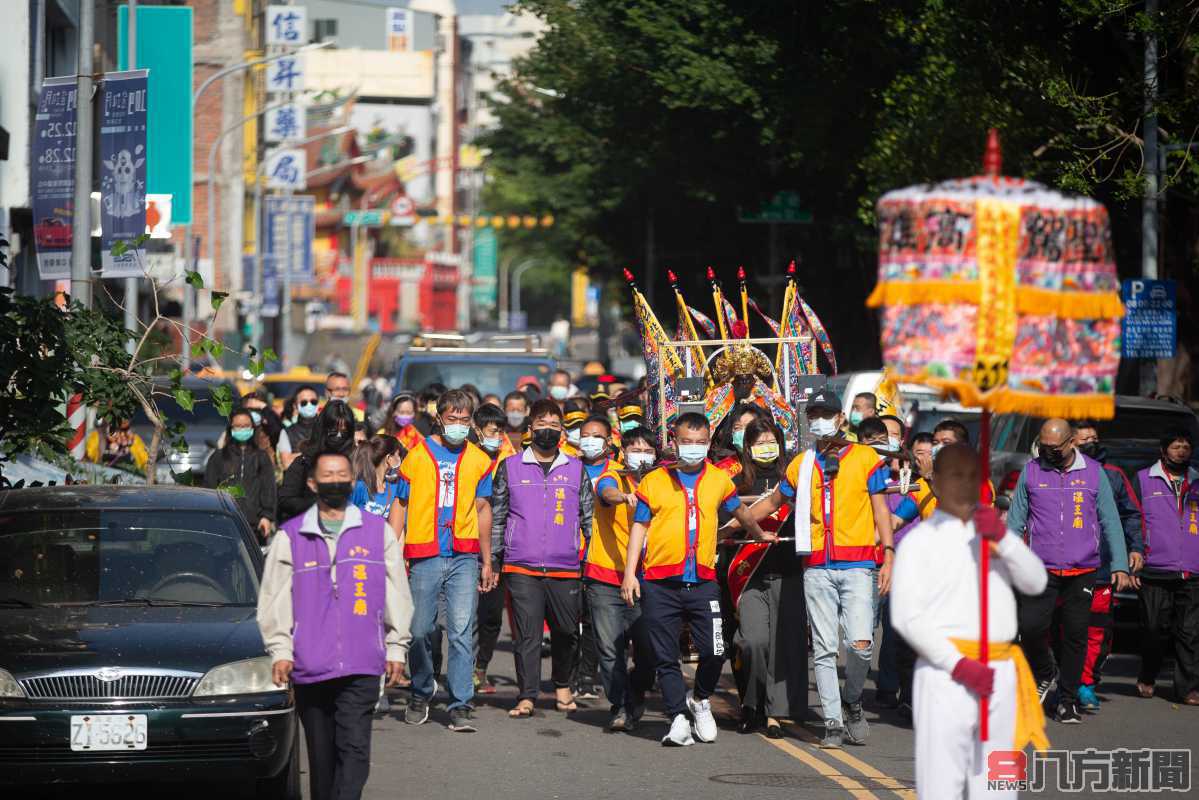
[1136, 682, 1155, 699]
[765, 718, 784, 739]
[508, 701, 535, 718]
[555, 700, 578, 712]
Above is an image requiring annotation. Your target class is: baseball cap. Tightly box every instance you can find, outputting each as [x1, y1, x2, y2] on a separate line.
[806, 387, 843, 413]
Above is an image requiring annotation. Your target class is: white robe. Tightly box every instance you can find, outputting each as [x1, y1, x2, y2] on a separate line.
[890, 510, 1048, 799]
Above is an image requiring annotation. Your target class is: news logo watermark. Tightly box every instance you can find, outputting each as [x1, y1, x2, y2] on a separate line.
[988, 749, 1191, 793]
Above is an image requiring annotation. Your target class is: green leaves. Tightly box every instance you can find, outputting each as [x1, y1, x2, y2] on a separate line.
[211, 291, 229, 312]
[212, 384, 234, 418]
[185, 271, 204, 290]
[172, 387, 195, 413]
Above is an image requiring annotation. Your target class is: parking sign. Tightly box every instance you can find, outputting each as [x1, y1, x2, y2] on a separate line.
[1122, 278, 1177, 359]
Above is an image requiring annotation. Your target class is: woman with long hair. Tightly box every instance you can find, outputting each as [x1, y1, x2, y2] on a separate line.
[381, 393, 424, 452]
[351, 435, 405, 518]
[204, 407, 277, 540]
[277, 399, 357, 521]
[727, 417, 806, 737]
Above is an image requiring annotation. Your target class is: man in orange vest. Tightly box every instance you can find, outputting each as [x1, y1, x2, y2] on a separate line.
[621, 412, 774, 746]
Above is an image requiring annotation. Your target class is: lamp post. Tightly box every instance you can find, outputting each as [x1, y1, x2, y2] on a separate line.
[509, 258, 538, 331]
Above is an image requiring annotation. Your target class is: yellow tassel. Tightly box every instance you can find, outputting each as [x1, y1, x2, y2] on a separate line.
[1015, 287, 1125, 320]
[885, 374, 1115, 420]
[865, 281, 981, 308]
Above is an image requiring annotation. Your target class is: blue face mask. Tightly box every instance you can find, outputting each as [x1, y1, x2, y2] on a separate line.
[549, 385, 569, 401]
[620, 420, 639, 433]
[230, 427, 254, 443]
[481, 436, 503, 453]
[250, 410, 262, 427]
[677, 443, 709, 466]
[298, 402, 318, 419]
[849, 410, 864, 427]
[731, 429, 745, 450]
[579, 436, 606, 460]
[442, 424, 470, 445]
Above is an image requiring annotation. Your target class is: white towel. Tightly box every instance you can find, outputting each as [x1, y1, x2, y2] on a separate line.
[793, 449, 816, 554]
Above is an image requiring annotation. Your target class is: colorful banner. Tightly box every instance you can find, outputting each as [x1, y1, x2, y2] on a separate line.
[100, 70, 149, 278]
[32, 76, 78, 281]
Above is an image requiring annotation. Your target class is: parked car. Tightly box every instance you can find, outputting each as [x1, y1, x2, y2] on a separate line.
[825, 371, 981, 442]
[130, 376, 235, 482]
[394, 332, 555, 396]
[0, 485, 298, 797]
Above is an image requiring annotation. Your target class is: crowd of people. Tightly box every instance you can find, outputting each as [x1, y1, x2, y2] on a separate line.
[197, 368, 1199, 800]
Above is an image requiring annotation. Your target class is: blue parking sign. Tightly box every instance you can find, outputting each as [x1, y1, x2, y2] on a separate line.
[1121, 279, 1177, 359]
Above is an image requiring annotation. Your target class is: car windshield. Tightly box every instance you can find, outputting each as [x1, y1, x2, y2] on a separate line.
[0, 510, 258, 606]
[910, 407, 982, 441]
[132, 387, 230, 428]
[1093, 407, 1199, 444]
[400, 360, 552, 396]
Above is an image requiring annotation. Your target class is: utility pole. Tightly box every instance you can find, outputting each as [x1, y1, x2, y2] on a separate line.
[1143, 0, 1159, 280]
[70, 0, 94, 307]
[124, 0, 138, 351]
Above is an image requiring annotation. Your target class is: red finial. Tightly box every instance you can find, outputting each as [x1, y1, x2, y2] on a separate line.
[983, 128, 1002, 177]
[787, 260, 796, 276]
[731, 319, 748, 339]
[737, 265, 746, 281]
[667, 269, 678, 284]
[706, 266, 716, 281]
[622, 268, 635, 284]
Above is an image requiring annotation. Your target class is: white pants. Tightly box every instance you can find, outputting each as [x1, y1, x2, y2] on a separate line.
[913, 658, 1019, 799]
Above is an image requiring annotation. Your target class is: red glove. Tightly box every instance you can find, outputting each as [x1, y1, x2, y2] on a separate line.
[973, 506, 1005, 543]
[951, 657, 994, 697]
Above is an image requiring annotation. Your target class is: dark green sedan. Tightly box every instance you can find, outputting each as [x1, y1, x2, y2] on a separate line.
[0, 485, 298, 798]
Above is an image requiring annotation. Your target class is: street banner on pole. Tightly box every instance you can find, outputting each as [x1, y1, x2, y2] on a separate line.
[266, 55, 305, 94]
[99, 70, 149, 278]
[387, 8, 413, 51]
[266, 5, 307, 46]
[1122, 278, 1177, 359]
[265, 195, 315, 284]
[472, 227, 497, 308]
[32, 76, 78, 281]
[265, 103, 306, 143]
[244, 254, 280, 318]
[265, 149, 307, 190]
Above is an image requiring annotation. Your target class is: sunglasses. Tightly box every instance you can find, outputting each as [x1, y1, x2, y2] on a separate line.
[298, 399, 318, 407]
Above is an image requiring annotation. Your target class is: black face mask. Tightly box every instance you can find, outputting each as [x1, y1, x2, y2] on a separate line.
[531, 427, 561, 452]
[316, 481, 353, 509]
[1042, 446, 1069, 468]
[1077, 442, 1103, 460]
[326, 430, 351, 451]
[1164, 457, 1190, 475]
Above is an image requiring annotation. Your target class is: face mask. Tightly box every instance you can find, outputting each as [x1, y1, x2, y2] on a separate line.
[326, 430, 351, 451]
[677, 443, 709, 466]
[567, 428, 581, 445]
[298, 402, 319, 419]
[1042, 446, 1068, 467]
[579, 436, 606, 459]
[250, 410, 262, 426]
[549, 385, 569, 401]
[731, 429, 746, 450]
[1078, 442, 1101, 460]
[326, 396, 344, 405]
[394, 413, 414, 427]
[1165, 456, 1190, 474]
[809, 418, 837, 437]
[231, 427, 254, 443]
[442, 423, 470, 445]
[750, 442, 779, 463]
[626, 451, 655, 471]
[384, 465, 401, 483]
[507, 412, 527, 429]
[887, 436, 901, 451]
[315, 481, 353, 509]
[931, 443, 944, 459]
[481, 436, 503, 453]
[532, 427, 561, 451]
[620, 420, 639, 433]
[849, 410, 864, 427]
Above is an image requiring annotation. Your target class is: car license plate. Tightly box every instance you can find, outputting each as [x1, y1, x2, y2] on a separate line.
[69, 714, 148, 751]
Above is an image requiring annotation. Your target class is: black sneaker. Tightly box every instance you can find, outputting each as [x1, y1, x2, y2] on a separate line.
[1036, 669, 1058, 704]
[607, 708, 629, 732]
[447, 706, 477, 732]
[576, 684, 600, 700]
[1056, 701, 1082, 724]
[629, 692, 646, 724]
[844, 702, 869, 745]
[897, 702, 913, 726]
[819, 721, 843, 749]
[875, 690, 900, 709]
[405, 695, 430, 726]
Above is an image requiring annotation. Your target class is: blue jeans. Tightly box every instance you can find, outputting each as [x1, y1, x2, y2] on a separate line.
[585, 580, 654, 712]
[408, 554, 479, 710]
[874, 569, 899, 694]
[804, 566, 874, 725]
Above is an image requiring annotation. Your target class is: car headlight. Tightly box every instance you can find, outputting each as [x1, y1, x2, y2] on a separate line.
[0, 669, 26, 698]
[192, 657, 280, 696]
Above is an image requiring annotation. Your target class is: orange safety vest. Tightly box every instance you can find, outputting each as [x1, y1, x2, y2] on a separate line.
[785, 444, 885, 567]
[584, 460, 635, 585]
[399, 438, 493, 559]
[636, 463, 737, 581]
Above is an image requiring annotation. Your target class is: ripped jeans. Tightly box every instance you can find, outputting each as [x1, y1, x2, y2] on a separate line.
[804, 566, 875, 726]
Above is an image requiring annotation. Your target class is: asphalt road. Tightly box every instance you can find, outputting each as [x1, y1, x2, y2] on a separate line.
[337, 638, 1197, 800]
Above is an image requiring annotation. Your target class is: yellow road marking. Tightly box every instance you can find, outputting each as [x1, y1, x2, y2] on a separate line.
[788, 725, 916, 798]
[761, 735, 880, 799]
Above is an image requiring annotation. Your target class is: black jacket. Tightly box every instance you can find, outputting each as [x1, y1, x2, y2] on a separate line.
[277, 453, 317, 523]
[1090, 447, 1145, 581]
[204, 444, 277, 526]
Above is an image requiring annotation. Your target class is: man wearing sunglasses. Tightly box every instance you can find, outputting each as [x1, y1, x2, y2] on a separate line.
[1006, 418, 1131, 725]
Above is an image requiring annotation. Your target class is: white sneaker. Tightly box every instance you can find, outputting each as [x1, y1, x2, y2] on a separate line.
[661, 713, 695, 746]
[687, 692, 717, 743]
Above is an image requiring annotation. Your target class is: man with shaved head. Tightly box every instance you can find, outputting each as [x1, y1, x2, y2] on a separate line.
[1005, 418, 1131, 725]
[892, 444, 1048, 798]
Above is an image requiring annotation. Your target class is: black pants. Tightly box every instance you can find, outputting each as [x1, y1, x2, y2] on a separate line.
[642, 578, 724, 717]
[476, 569, 507, 671]
[506, 572, 581, 700]
[294, 675, 379, 800]
[572, 590, 600, 690]
[733, 571, 807, 718]
[895, 634, 916, 706]
[1018, 571, 1092, 705]
[1138, 576, 1199, 699]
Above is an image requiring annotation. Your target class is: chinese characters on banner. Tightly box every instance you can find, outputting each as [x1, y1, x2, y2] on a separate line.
[1121, 278, 1177, 359]
[387, 8, 412, 51]
[265, 103, 306, 144]
[32, 77, 78, 280]
[99, 70, 149, 278]
[264, 149, 307, 191]
[266, 5, 307, 46]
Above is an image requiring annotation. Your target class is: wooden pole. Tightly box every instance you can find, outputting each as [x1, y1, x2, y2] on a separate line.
[979, 409, 992, 741]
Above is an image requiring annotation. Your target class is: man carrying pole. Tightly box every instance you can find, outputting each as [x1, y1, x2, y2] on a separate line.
[891, 444, 1049, 798]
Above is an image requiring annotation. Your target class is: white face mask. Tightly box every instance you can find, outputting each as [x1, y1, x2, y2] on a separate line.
[677, 443, 709, 466]
[566, 428, 581, 445]
[579, 436, 606, 460]
[625, 451, 655, 471]
[888, 436, 901, 451]
[808, 417, 837, 437]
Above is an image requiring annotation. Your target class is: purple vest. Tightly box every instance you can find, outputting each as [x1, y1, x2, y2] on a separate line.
[1138, 466, 1199, 574]
[502, 454, 585, 572]
[1023, 455, 1102, 570]
[283, 511, 388, 684]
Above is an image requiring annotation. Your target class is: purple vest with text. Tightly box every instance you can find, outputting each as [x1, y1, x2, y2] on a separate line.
[1023, 455, 1102, 570]
[1138, 467, 1199, 574]
[502, 455, 586, 572]
[283, 512, 388, 684]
